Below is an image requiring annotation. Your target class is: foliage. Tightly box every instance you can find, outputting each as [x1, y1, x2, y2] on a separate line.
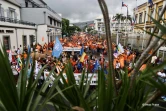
[62, 18, 69, 36]
[62, 18, 81, 37]
[68, 25, 81, 36]
[113, 13, 132, 24]
[0, 46, 72, 111]
[0, 1, 166, 111]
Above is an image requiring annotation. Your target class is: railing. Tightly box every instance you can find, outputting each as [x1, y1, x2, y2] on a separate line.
[0, 16, 36, 27]
[20, 3, 61, 19]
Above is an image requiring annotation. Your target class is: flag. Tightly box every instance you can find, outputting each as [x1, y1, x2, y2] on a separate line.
[17, 55, 22, 68]
[80, 45, 84, 55]
[122, 2, 127, 7]
[118, 43, 124, 54]
[131, 17, 136, 25]
[52, 37, 63, 58]
[133, 17, 136, 23]
[148, 0, 153, 8]
[9, 50, 12, 63]
[28, 45, 30, 53]
[80, 52, 86, 62]
[93, 60, 100, 72]
[77, 62, 82, 70]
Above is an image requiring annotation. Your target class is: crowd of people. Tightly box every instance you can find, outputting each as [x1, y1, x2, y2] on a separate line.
[8, 33, 166, 88]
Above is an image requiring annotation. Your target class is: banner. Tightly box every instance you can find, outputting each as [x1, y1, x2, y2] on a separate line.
[44, 72, 98, 86]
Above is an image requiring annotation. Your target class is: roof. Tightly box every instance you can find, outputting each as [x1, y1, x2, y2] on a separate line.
[39, 0, 47, 5]
[5, 0, 21, 7]
[89, 23, 95, 27]
[133, 2, 147, 11]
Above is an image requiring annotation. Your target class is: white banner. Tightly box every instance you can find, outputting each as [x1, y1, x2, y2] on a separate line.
[63, 47, 81, 52]
[44, 72, 98, 86]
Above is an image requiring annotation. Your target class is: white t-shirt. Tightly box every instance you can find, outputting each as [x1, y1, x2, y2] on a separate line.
[151, 56, 157, 64]
[116, 63, 120, 69]
[157, 72, 166, 77]
[11, 66, 18, 75]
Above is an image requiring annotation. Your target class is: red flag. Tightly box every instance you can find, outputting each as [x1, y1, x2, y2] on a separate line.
[122, 2, 127, 7]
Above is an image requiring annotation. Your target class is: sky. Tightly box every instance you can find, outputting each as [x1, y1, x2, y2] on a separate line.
[45, 0, 147, 23]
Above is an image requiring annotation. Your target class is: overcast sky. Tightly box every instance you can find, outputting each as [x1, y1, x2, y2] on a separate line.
[45, 0, 147, 23]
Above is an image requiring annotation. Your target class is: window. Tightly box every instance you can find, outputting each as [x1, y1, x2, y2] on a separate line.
[54, 20, 56, 26]
[0, 30, 4, 33]
[32, 4, 35, 8]
[139, 13, 142, 23]
[25, 1, 28, 7]
[158, 6, 162, 16]
[0, 6, 4, 17]
[98, 27, 101, 31]
[144, 11, 146, 23]
[6, 30, 14, 33]
[9, 8, 15, 19]
[50, 35, 53, 42]
[97, 19, 101, 21]
[22, 35, 27, 46]
[3, 36, 10, 50]
[135, 14, 138, 23]
[50, 18, 52, 25]
[29, 35, 34, 47]
[150, 9, 154, 21]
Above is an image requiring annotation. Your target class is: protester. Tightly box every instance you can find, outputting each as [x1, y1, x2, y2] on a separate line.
[8, 33, 165, 87]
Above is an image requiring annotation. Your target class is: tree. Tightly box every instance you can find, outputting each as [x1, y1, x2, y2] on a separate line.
[113, 13, 123, 23]
[68, 25, 81, 36]
[127, 15, 132, 24]
[62, 18, 69, 37]
[87, 27, 93, 33]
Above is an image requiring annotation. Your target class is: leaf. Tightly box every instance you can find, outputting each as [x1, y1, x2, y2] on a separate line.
[149, 15, 166, 35]
[136, 26, 165, 41]
[0, 44, 19, 111]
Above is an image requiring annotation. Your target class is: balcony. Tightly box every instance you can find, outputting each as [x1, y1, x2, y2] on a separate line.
[0, 16, 36, 26]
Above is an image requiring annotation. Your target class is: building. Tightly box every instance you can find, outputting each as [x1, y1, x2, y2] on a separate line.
[94, 15, 106, 34]
[94, 15, 132, 35]
[133, 0, 166, 49]
[0, 0, 37, 51]
[110, 19, 132, 35]
[88, 23, 95, 29]
[16, 0, 62, 45]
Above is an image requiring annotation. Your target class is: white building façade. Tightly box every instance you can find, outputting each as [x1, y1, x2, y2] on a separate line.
[0, 0, 37, 52]
[0, 0, 62, 52]
[16, 0, 62, 45]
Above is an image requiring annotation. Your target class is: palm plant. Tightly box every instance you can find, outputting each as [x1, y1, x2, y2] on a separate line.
[1, 0, 166, 111]
[121, 15, 126, 22]
[113, 13, 123, 23]
[127, 15, 132, 24]
[0, 46, 72, 111]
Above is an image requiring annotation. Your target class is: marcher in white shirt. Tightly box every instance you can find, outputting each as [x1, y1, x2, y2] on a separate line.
[115, 61, 120, 69]
[151, 55, 157, 65]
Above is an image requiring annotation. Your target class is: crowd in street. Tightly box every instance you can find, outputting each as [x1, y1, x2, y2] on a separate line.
[8, 33, 166, 94]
